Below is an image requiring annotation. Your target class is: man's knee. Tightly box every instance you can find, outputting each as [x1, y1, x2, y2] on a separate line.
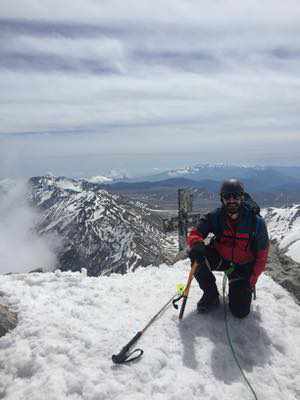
[228, 280, 252, 318]
[194, 259, 211, 280]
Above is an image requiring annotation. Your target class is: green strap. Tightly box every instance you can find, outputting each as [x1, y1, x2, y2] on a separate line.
[224, 264, 235, 277]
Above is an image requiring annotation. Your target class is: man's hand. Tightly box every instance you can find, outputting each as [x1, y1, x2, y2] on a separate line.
[249, 274, 257, 288]
[188, 241, 206, 263]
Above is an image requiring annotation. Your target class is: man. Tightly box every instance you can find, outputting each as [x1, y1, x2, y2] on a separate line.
[187, 179, 269, 318]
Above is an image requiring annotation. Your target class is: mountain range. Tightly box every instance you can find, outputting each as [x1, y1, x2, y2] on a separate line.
[28, 176, 174, 276]
[1, 165, 300, 280]
[128, 164, 300, 184]
[27, 174, 300, 283]
[99, 164, 300, 210]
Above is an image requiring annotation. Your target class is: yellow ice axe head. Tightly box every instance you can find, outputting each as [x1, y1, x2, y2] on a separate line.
[176, 283, 186, 295]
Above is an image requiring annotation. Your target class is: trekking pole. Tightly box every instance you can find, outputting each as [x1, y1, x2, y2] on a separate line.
[112, 293, 178, 364]
[173, 260, 198, 320]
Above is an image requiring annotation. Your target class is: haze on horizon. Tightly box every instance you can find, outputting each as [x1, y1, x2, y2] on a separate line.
[1, 1, 300, 178]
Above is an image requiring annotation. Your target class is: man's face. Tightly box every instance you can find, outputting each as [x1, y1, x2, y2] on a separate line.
[221, 192, 243, 215]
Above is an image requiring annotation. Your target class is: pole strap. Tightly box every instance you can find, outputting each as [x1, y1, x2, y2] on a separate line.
[112, 331, 143, 364]
[112, 347, 144, 364]
[112, 293, 177, 364]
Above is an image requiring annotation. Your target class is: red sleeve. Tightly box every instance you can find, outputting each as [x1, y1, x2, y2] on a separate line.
[250, 246, 269, 287]
[187, 228, 205, 248]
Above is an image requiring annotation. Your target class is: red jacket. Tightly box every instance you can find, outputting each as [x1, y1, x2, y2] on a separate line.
[187, 206, 269, 286]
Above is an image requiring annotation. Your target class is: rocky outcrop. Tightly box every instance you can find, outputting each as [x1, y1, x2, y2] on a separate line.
[267, 242, 300, 304]
[0, 303, 17, 337]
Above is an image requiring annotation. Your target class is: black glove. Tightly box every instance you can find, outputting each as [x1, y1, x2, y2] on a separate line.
[188, 241, 206, 263]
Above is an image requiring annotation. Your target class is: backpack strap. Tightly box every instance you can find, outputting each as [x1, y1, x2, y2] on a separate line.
[249, 214, 262, 254]
[208, 207, 226, 243]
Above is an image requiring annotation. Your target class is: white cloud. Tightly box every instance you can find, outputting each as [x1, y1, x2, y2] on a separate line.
[0, 0, 300, 174]
[2, 34, 126, 63]
[0, 181, 59, 273]
[1, 0, 300, 24]
[1, 69, 299, 135]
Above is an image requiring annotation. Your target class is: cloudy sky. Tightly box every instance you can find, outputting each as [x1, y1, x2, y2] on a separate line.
[1, 1, 300, 178]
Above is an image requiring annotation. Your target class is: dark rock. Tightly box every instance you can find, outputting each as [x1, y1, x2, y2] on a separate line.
[29, 268, 44, 273]
[0, 304, 17, 337]
[266, 243, 300, 304]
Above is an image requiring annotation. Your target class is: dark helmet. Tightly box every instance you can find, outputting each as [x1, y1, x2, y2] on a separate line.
[220, 179, 244, 196]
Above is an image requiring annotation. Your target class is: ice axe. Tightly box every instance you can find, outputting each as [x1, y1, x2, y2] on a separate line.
[172, 260, 198, 319]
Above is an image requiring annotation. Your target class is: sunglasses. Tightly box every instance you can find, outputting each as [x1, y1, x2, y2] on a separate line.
[221, 192, 242, 200]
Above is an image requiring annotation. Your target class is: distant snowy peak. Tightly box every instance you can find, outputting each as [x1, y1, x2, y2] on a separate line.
[263, 205, 300, 262]
[167, 163, 266, 175]
[33, 175, 83, 191]
[142, 163, 275, 184]
[85, 169, 129, 183]
[35, 174, 123, 192]
[85, 175, 113, 184]
[167, 166, 193, 176]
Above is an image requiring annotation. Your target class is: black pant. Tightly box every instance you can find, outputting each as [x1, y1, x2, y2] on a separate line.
[194, 245, 253, 318]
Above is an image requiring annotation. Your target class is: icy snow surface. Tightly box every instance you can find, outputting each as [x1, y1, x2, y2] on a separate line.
[263, 205, 300, 262]
[0, 260, 299, 400]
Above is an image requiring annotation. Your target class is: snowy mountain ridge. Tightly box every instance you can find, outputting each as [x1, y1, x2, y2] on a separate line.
[85, 175, 113, 184]
[133, 164, 300, 195]
[167, 163, 267, 176]
[262, 204, 300, 262]
[28, 175, 174, 275]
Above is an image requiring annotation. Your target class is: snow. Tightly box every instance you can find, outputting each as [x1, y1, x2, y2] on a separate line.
[263, 205, 300, 242]
[263, 205, 300, 262]
[166, 163, 267, 178]
[257, 203, 300, 266]
[56, 180, 83, 193]
[286, 241, 300, 263]
[167, 167, 191, 176]
[86, 176, 113, 184]
[0, 261, 299, 400]
[88, 207, 105, 222]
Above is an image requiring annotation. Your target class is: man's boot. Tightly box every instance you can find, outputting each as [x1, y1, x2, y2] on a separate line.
[197, 287, 220, 313]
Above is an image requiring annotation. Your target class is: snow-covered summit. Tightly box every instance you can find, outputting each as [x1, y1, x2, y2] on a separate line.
[84, 175, 113, 184]
[167, 163, 266, 177]
[0, 261, 299, 400]
[139, 163, 295, 187]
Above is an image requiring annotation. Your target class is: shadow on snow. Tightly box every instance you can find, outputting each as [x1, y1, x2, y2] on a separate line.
[178, 300, 272, 384]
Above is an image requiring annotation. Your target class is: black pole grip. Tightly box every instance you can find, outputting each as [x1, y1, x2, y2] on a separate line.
[112, 331, 142, 364]
[172, 294, 184, 310]
[179, 296, 188, 320]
